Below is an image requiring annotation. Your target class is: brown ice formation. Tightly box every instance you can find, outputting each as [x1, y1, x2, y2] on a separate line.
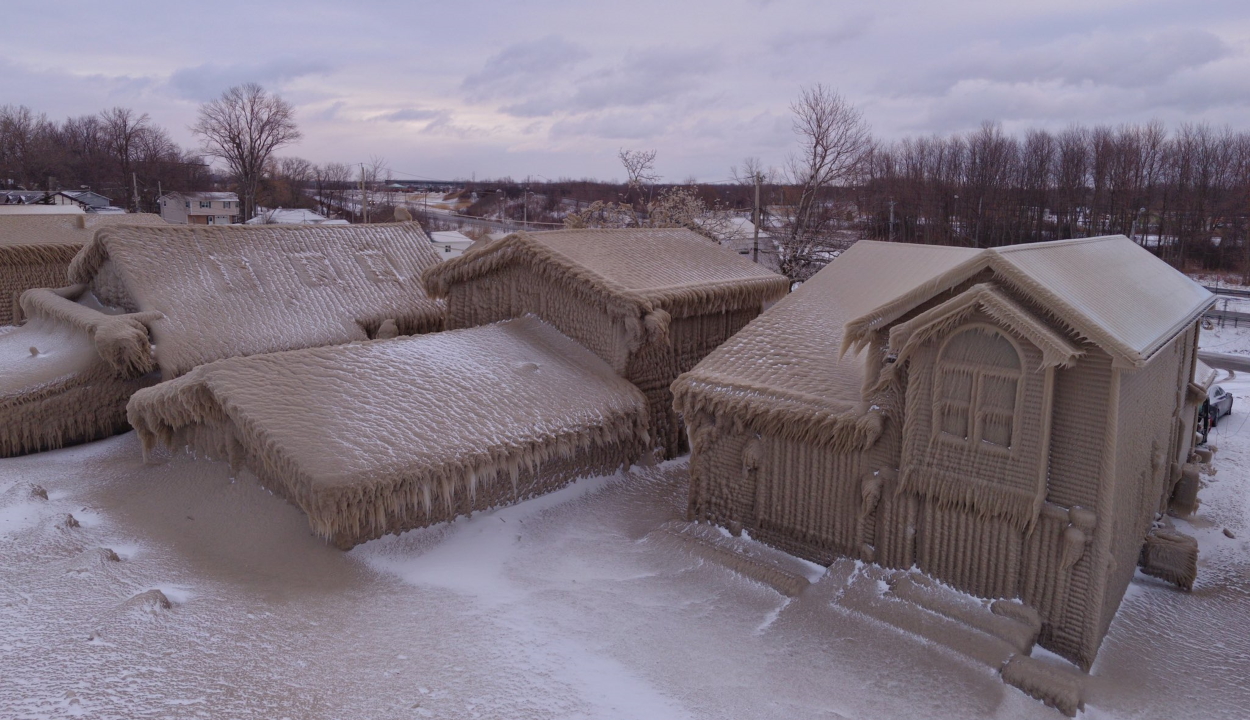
[0, 213, 165, 325]
[127, 317, 651, 548]
[675, 235, 1213, 670]
[1, 222, 444, 457]
[423, 228, 790, 457]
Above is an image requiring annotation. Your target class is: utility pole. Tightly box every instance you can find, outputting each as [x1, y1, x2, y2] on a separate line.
[888, 200, 896, 241]
[524, 176, 528, 227]
[752, 172, 761, 264]
[360, 164, 367, 224]
[132, 172, 140, 213]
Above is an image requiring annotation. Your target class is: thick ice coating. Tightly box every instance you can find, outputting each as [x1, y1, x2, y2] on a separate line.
[71, 221, 445, 377]
[0, 212, 165, 325]
[676, 235, 1215, 672]
[126, 317, 651, 548]
[1, 221, 445, 458]
[0, 316, 157, 457]
[423, 228, 790, 457]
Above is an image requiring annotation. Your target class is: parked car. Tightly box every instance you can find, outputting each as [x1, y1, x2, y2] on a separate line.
[1207, 385, 1234, 427]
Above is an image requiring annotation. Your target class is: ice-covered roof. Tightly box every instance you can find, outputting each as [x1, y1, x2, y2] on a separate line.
[675, 236, 1212, 448]
[69, 221, 445, 377]
[674, 240, 982, 449]
[126, 316, 650, 546]
[423, 228, 790, 317]
[841, 236, 1213, 367]
[0, 205, 85, 215]
[0, 212, 165, 250]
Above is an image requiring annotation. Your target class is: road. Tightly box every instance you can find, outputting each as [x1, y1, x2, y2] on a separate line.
[1198, 351, 1250, 372]
[1204, 286, 1250, 298]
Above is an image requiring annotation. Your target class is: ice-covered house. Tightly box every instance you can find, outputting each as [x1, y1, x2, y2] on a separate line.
[422, 228, 791, 457]
[1, 222, 444, 458]
[125, 227, 789, 548]
[673, 235, 1214, 670]
[0, 212, 166, 325]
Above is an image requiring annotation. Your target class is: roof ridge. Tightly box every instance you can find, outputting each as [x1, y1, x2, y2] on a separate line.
[992, 235, 1126, 254]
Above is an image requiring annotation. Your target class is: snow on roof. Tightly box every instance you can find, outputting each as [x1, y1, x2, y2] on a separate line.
[675, 236, 1212, 449]
[430, 230, 473, 245]
[162, 191, 239, 201]
[245, 208, 331, 225]
[126, 316, 650, 546]
[68, 221, 445, 377]
[424, 228, 790, 318]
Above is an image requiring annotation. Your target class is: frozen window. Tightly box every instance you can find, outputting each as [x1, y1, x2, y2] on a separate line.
[934, 327, 1021, 450]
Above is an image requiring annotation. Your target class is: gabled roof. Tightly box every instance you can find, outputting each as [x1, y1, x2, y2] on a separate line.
[674, 236, 1212, 449]
[843, 236, 1213, 368]
[68, 221, 444, 377]
[162, 191, 239, 201]
[126, 316, 650, 546]
[423, 228, 789, 318]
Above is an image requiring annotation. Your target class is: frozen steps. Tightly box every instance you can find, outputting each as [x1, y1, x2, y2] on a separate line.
[646, 521, 815, 597]
[650, 526, 1087, 716]
[824, 559, 1085, 716]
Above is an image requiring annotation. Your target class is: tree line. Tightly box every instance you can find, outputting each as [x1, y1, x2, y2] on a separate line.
[0, 84, 311, 220]
[0, 104, 209, 211]
[857, 121, 1250, 279]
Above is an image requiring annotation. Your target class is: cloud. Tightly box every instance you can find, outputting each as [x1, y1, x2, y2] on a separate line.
[567, 47, 720, 113]
[374, 107, 445, 122]
[167, 59, 333, 101]
[892, 28, 1232, 98]
[767, 15, 873, 53]
[487, 46, 724, 119]
[462, 36, 590, 102]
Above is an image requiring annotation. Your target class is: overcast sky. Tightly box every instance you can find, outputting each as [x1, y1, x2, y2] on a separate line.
[3, 0, 1248, 182]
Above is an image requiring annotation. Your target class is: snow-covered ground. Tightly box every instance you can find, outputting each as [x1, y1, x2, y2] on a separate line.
[3, 343, 1249, 719]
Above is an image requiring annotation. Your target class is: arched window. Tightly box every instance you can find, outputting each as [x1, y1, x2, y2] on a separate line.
[934, 326, 1022, 451]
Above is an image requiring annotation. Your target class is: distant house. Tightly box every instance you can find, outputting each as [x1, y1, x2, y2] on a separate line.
[429, 230, 474, 259]
[57, 190, 112, 211]
[245, 207, 348, 226]
[159, 192, 241, 225]
[1, 190, 114, 211]
[696, 214, 781, 272]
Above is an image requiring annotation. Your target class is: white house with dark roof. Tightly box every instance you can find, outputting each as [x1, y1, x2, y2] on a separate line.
[159, 191, 241, 225]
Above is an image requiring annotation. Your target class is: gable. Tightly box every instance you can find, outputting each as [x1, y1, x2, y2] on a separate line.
[842, 236, 1212, 368]
[423, 228, 789, 320]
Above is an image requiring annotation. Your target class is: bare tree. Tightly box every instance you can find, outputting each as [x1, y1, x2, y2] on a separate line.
[358, 155, 391, 223]
[316, 161, 353, 218]
[267, 155, 314, 208]
[776, 84, 873, 281]
[191, 83, 301, 221]
[618, 148, 658, 222]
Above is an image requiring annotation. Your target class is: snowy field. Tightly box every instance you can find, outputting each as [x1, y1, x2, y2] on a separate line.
[2, 342, 1249, 719]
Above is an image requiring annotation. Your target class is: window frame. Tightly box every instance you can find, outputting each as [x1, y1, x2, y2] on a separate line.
[932, 324, 1024, 456]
